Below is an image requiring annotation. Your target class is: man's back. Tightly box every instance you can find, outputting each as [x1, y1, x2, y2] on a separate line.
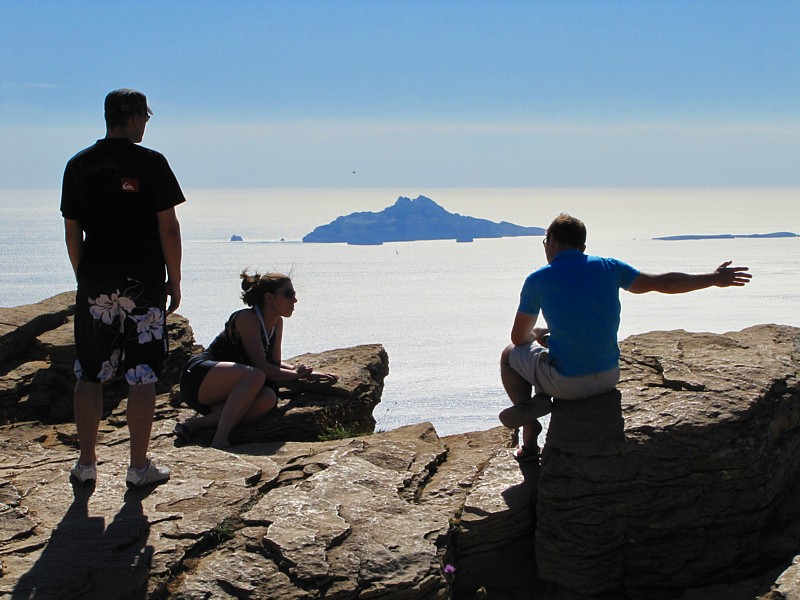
[519, 249, 639, 376]
[61, 138, 184, 281]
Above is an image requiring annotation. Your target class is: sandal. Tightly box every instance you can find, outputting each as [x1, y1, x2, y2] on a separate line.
[174, 422, 192, 445]
[513, 445, 539, 463]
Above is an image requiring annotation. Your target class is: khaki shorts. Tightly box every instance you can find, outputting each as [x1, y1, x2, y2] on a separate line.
[508, 343, 619, 400]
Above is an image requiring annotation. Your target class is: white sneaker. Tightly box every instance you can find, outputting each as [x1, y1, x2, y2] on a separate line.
[126, 459, 171, 489]
[70, 461, 97, 484]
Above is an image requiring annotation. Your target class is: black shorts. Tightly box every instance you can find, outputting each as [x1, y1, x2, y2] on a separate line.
[74, 275, 167, 385]
[179, 354, 280, 415]
[179, 355, 217, 415]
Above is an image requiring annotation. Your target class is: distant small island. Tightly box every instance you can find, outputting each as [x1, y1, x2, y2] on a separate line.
[302, 195, 545, 245]
[654, 232, 798, 241]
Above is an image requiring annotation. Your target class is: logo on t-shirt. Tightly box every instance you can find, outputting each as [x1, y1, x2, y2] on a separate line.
[121, 178, 139, 192]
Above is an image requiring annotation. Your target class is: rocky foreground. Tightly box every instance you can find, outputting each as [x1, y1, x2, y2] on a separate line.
[0, 293, 799, 599]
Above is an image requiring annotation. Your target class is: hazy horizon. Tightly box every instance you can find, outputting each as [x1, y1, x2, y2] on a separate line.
[2, 2, 798, 191]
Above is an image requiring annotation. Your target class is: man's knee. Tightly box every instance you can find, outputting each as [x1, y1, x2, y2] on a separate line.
[500, 343, 515, 365]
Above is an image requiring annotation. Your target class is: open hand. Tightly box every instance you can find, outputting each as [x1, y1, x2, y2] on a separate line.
[715, 261, 752, 287]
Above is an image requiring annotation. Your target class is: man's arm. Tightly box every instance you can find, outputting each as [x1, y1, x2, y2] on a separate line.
[157, 207, 183, 314]
[64, 218, 83, 278]
[627, 261, 751, 295]
[511, 312, 549, 346]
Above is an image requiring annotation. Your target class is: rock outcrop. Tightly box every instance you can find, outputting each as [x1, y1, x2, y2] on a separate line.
[537, 325, 800, 599]
[0, 291, 196, 424]
[0, 292, 386, 442]
[1, 294, 799, 599]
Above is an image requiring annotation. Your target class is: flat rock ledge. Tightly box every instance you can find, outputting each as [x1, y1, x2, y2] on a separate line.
[0, 294, 799, 599]
[1, 419, 519, 600]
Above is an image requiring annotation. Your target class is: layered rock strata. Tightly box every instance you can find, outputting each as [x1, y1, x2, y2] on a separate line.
[537, 325, 800, 599]
[1, 294, 799, 599]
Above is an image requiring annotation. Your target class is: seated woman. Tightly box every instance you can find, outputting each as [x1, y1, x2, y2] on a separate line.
[176, 270, 338, 448]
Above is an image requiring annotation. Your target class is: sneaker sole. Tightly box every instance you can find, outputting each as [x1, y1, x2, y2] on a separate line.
[70, 474, 96, 485]
[499, 401, 552, 429]
[125, 477, 169, 490]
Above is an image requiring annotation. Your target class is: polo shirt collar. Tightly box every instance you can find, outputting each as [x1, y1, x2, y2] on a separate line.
[551, 248, 584, 263]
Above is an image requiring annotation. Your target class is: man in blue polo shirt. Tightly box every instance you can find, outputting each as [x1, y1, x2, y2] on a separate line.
[500, 213, 752, 461]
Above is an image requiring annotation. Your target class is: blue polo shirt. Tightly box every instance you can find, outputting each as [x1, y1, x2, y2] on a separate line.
[518, 250, 639, 377]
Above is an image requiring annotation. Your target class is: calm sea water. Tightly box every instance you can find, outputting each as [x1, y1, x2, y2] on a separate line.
[1, 188, 798, 436]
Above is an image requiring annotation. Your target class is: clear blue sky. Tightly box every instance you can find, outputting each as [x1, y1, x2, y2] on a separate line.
[1, 0, 798, 189]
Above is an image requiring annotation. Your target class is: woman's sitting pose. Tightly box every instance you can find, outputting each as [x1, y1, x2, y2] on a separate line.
[176, 270, 338, 448]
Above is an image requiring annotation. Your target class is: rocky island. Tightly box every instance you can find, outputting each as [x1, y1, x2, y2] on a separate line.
[654, 231, 798, 241]
[1, 293, 799, 599]
[302, 195, 545, 245]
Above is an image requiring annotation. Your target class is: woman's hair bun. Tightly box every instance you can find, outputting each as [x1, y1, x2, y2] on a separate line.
[239, 269, 291, 307]
[240, 269, 261, 293]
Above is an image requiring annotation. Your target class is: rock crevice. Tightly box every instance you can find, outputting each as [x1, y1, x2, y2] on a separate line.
[1, 295, 799, 599]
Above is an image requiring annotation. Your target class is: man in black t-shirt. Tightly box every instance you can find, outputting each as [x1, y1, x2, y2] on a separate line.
[61, 89, 185, 489]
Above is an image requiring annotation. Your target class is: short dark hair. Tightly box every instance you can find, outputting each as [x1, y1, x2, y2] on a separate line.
[546, 213, 586, 247]
[104, 88, 152, 129]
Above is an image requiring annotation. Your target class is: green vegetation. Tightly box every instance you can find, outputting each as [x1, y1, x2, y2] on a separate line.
[317, 423, 366, 441]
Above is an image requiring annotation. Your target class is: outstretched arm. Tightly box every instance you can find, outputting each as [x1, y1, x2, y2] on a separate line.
[627, 261, 752, 294]
[237, 315, 337, 383]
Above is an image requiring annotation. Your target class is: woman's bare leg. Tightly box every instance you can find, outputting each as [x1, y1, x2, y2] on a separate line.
[189, 363, 266, 448]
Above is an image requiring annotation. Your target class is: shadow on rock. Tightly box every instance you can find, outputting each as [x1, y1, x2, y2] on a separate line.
[12, 481, 157, 600]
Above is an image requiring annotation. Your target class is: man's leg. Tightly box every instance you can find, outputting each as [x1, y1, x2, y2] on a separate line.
[501, 344, 533, 404]
[74, 379, 103, 465]
[500, 345, 544, 450]
[127, 383, 156, 470]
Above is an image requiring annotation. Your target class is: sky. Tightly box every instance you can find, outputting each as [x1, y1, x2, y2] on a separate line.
[1, 0, 799, 190]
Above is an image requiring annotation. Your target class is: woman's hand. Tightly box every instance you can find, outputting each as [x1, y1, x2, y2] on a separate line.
[290, 363, 338, 383]
[305, 371, 339, 383]
[293, 364, 313, 379]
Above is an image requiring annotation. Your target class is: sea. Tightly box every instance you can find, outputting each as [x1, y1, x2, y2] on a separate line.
[1, 188, 799, 439]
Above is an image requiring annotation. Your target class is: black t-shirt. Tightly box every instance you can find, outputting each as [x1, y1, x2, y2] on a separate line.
[60, 138, 186, 282]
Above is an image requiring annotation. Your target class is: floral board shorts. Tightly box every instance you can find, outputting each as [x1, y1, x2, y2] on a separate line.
[74, 275, 167, 385]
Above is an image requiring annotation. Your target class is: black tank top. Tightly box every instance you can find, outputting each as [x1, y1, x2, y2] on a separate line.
[203, 307, 278, 390]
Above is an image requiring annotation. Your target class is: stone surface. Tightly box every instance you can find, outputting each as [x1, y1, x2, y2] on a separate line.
[219, 344, 389, 443]
[537, 325, 800, 598]
[0, 292, 76, 364]
[1, 294, 799, 599]
[0, 292, 197, 425]
[0, 418, 517, 599]
[767, 555, 800, 599]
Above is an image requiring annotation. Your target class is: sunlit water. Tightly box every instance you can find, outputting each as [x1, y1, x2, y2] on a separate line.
[1, 188, 798, 436]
